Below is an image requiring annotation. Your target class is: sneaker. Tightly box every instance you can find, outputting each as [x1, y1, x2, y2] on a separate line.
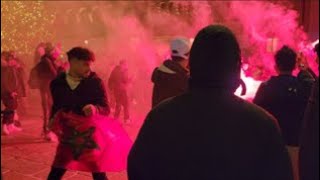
[2, 124, 10, 135]
[8, 124, 22, 133]
[44, 131, 58, 143]
[13, 111, 22, 127]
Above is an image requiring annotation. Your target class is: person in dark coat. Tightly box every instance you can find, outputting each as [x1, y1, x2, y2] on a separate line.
[151, 37, 191, 108]
[253, 46, 309, 180]
[47, 47, 110, 180]
[1, 51, 25, 135]
[8, 51, 27, 127]
[297, 52, 317, 100]
[128, 25, 293, 180]
[254, 46, 308, 146]
[108, 60, 131, 123]
[299, 42, 319, 180]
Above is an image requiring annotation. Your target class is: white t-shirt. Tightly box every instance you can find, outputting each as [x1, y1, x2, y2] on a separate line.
[66, 73, 81, 90]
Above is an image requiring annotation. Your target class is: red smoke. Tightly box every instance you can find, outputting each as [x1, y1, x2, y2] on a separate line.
[21, 1, 319, 116]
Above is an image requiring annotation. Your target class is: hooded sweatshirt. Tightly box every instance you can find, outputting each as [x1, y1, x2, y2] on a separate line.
[151, 60, 189, 108]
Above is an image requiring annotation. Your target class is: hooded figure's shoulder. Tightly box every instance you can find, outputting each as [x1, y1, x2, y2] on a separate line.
[149, 92, 280, 133]
[151, 60, 189, 84]
[234, 96, 280, 130]
[151, 66, 175, 83]
[149, 93, 188, 116]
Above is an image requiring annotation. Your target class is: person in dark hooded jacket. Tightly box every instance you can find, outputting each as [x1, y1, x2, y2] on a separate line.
[151, 37, 191, 108]
[297, 52, 317, 100]
[128, 25, 293, 180]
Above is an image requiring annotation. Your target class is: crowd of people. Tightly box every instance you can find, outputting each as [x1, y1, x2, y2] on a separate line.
[1, 25, 319, 180]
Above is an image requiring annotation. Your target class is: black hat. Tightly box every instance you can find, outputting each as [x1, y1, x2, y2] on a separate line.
[189, 25, 242, 93]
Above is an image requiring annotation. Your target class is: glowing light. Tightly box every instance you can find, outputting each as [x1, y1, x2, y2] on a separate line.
[235, 70, 262, 102]
[1, 1, 56, 54]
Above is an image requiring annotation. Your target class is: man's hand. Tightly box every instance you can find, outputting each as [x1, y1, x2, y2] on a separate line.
[82, 104, 97, 117]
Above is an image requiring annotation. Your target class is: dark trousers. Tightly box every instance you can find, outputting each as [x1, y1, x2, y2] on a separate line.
[1, 92, 18, 125]
[114, 89, 129, 120]
[39, 83, 52, 132]
[47, 167, 107, 180]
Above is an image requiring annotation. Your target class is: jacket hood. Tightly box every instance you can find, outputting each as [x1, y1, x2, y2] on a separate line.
[152, 60, 189, 83]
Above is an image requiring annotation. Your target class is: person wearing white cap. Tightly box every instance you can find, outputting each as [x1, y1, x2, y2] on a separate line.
[151, 37, 192, 108]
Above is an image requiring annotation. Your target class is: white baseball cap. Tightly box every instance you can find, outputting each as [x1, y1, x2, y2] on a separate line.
[170, 37, 191, 59]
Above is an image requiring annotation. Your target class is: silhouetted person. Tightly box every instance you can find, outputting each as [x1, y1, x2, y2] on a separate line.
[8, 50, 26, 127]
[299, 42, 319, 180]
[151, 37, 191, 108]
[108, 60, 131, 123]
[30, 43, 62, 139]
[254, 46, 309, 180]
[128, 25, 293, 180]
[297, 52, 317, 100]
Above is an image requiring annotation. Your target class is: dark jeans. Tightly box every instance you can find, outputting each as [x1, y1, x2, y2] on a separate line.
[39, 82, 52, 132]
[114, 89, 130, 120]
[47, 167, 107, 180]
[1, 92, 18, 125]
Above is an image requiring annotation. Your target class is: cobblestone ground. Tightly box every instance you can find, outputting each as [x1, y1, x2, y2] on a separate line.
[1, 95, 144, 180]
